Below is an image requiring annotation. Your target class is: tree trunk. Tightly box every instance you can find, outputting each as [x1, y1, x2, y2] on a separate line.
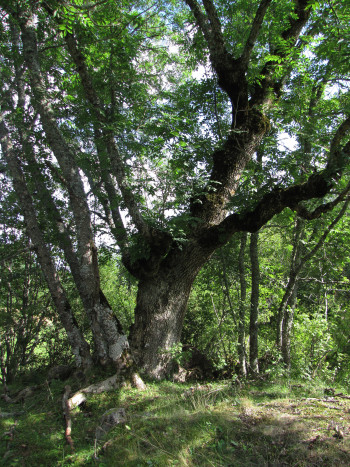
[0, 120, 93, 369]
[281, 282, 298, 369]
[238, 232, 248, 377]
[249, 232, 260, 374]
[129, 244, 208, 379]
[129, 274, 194, 379]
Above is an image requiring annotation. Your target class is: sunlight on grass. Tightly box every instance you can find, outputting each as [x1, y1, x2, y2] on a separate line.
[1, 377, 350, 466]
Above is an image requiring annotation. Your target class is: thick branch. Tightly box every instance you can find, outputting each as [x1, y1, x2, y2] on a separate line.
[297, 180, 350, 220]
[328, 117, 350, 171]
[184, 0, 240, 101]
[183, 0, 211, 45]
[200, 109, 350, 248]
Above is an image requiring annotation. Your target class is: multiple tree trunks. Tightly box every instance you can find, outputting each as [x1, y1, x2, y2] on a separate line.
[0, 0, 349, 379]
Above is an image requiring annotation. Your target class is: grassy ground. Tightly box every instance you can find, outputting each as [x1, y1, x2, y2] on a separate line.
[1, 374, 350, 466]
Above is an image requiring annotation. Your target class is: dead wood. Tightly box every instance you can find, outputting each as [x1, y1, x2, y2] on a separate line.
[12, 386, 39, 403]
[67, 368, 145, 410]
[62, 353, 145, 446]
[62, 385, 74, 451]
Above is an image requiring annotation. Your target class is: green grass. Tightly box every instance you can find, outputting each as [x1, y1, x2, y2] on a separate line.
[1, 375, 350, 466]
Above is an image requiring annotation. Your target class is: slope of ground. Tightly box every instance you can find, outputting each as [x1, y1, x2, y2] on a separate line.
[1, 374, 350, 466]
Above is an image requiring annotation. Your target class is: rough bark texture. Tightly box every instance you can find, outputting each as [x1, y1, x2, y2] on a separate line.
[130, 269, 196, 379]
[129, 242, 212, 378]
[12, 8, 129, 366]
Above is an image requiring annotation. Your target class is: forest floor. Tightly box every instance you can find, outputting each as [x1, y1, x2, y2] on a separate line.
[1, 372, 350, 466]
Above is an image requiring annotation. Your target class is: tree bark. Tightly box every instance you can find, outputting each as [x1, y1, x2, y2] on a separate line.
[238, 233, 248, 377]
[1, 0, 349, 380]
[129, 274, 194, 379]
[0, 120, 93, 369]
[249, 232, 260, 374]
[13, 9, 129, 366]
[281, 281, 298, 369]
[129, 244, 209, 379]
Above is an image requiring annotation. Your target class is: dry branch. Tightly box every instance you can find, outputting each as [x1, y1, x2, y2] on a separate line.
[62, 385, 74, 451]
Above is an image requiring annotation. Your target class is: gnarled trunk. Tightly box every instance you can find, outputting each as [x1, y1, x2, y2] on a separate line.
[129, 244, 209, 379]
[129, 273, 194, 379]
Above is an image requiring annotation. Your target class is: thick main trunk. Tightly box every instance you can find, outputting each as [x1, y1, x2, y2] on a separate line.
[129, 258, 200, 379]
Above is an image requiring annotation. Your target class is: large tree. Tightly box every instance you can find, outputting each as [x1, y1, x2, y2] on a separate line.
[0, 0, 349, 378]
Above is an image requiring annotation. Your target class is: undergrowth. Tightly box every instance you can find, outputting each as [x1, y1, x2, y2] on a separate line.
[1, 374, 350, 466]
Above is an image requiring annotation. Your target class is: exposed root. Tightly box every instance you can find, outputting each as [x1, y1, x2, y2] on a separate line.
[67, 374, 120, 410]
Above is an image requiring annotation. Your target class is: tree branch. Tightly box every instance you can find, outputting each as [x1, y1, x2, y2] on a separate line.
[250, 0, 312, 106]
[184, 0, 239, 101]
[296, 180, 350, 220]
[240, 0, 272, 68]
[64, 32, 150, 238]
[202, 160, 349, 250]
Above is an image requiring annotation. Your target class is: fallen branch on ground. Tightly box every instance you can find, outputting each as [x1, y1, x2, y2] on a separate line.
[62, 385, 74, 451]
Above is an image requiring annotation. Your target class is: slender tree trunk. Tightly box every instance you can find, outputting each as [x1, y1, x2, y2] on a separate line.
[14, 12, 129, 366]
[249, 232, 260, 374]
[238, 232, 248, 377]
[0, 121, 93, 369]
[276, 217, 304, 350]
[281, 281, 299, 369]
